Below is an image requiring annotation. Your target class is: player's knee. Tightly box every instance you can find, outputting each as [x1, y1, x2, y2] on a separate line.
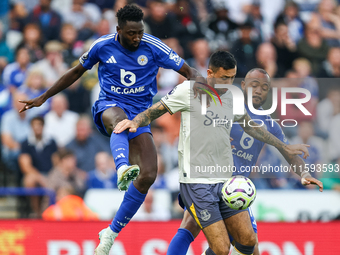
[241, 232, 256, 247]
[137, 168, 157, 188]
[212, 245, 229, 255]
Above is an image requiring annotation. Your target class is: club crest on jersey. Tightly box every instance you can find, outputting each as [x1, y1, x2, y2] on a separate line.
[137, 55, 148, 66]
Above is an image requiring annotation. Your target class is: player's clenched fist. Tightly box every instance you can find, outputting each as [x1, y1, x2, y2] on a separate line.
[114, 119, 139, 133]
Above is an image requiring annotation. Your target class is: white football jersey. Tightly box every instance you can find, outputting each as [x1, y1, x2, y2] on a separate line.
[160, 81, 247, 184]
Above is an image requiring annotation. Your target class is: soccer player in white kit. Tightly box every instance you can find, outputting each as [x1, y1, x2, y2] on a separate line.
[114, 51, 311, 255]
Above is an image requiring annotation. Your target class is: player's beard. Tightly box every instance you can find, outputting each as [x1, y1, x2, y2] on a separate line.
[245, 93, 264, 109]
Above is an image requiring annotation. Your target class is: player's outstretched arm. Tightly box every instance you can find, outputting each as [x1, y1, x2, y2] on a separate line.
[282, 153, 323, 191]
[177, 63, 201, 80]
[114, 101, 168, 133]
[19, 63, 87, 112]
[240, 113, 310, 158]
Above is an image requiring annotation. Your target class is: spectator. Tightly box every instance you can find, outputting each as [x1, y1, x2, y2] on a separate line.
[309, 0, 340, 47]
[64, 72, 91, 114]
[297, 22, 329, 76]
[206, 3, 238, 50]
[2, 47, 31, 93]
[19, 69, 51, 119]
[44, 93, 79, 147]
[172, 0, 205, 59]
[92, 18, 111, 40]
[18, 116, 57, 217]
[31, 40, 68, 87]
[66, 115, 110, 172]
[271, 21, 298, 76]
[9, 2, 29, 31]
[42, 184, 99, 220]
[0, 21, 14, 71]
[16, 23, 44, 63]
[276, 1, 304, 43]
[47, 149, 87, 197]
[144, 0, 177, 39]
[26, 0, 62, 42]
[256, 42, 280, 77]
[60, 23, 83, 66]
[316, 87, 340, 135]
[319, 47, 340, 79]
[61, 0, 102, 40]
[132, 189, 171, 221]
[230, 21, 259, 78]
[87, 152, 117, 189]
[156, 38, 186, 94]
[246, 1, 265, 41]
[186, 39, 210, 78]
[1, 91, 30, 171]
[277, 59, 318, 132]
[151, 123, 178, 173]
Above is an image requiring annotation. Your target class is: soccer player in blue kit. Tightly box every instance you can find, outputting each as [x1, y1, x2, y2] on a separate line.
[19, 4, 201, 255]
[166, 68, 324, 255]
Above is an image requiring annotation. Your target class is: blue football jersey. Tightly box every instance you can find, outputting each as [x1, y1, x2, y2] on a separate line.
[231, 104, 289, 176]
[79, 33, 184, 109]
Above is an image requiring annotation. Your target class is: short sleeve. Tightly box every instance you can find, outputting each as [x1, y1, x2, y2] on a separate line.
[270, 119, 289, 145]
[160, 82, 190, 114]
[145, 35, 184, 71]
[79, 40, 101, 70]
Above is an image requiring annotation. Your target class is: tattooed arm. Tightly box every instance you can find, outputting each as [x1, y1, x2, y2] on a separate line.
[240, 113, 323, 191]
[114, 102, 168, 133]
[240, 113, 310, 158]
[283, 153, 323, 191]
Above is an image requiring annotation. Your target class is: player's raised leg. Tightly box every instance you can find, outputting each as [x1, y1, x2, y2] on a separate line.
[95, 130, 157, 254]
[102, 107, 140, 191]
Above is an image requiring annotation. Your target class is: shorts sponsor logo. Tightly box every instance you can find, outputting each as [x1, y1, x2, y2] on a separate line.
[200, 209, 211, 221]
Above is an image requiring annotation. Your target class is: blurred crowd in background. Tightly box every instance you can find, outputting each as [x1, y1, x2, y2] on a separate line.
[1, 0, 340, 219]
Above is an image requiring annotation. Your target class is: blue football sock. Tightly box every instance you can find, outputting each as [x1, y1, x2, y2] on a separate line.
[167, 228, 194, 255]
[110, 130, 129, 169]
[110, 182, 146, 233]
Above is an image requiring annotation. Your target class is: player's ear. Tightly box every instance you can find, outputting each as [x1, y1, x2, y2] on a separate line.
[116, 26, 121, 33]
[241, 80, 246, 91]
[207, 69, 213, 78]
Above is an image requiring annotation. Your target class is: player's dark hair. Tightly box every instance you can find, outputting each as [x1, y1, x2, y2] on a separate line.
[116, 4, 144, 28]
[209, 51, 236, 72]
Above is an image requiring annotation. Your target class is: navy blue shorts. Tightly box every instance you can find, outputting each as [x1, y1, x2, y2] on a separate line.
[180, 183, 247, 229]
[178, 191, 257, 235]
[92, 99, 151, 140]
